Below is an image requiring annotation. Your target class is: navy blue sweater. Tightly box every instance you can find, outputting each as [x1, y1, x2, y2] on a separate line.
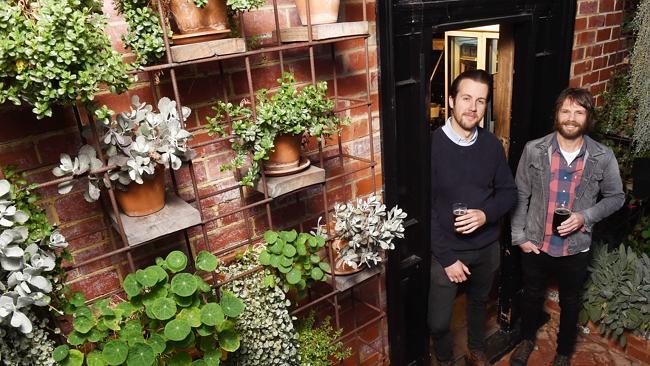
[430, 127, 517, 267]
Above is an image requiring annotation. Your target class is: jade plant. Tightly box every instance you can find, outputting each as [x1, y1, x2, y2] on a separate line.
[333, 194, 407, 269]
[52, 96, 195, 202]
[55, 250, 245, 365]
[258, 228, 330, 297]
[296, 312, 351, 366]
[581, 244, 650, 347]
[0, 0, 130, 118]
[207, 72, 348, 186]
[219, 250, 300, 366]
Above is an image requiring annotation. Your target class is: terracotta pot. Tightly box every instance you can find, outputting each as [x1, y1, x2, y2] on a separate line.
[169, 0, 228, 35]
[114, 167, 166, 217]
[294, 0, 340, 26]
[328, 239, 365, 275]
[264, 134, 303, 172]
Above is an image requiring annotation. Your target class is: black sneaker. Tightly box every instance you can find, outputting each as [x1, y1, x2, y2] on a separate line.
[552, 354, 571, 366]
[509, 339, 535, 366]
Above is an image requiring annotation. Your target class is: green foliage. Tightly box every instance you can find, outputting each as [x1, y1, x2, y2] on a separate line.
[207, 72, 349, 186]
[0, 310, 58, 365]
[220, 250, 299, 366]
[581, 244, 650, 347]
[625, 215, 650, 256]
[258, 229, 329, 297]
[226, 0, 267, 12]
[58, 251, 244, 365]
[296, 312, 351, 366]
[0, 0, 130, 119]
[631, 0, 650, 153]
[113, 0, 168, 67]
[596, 69, 634, 138]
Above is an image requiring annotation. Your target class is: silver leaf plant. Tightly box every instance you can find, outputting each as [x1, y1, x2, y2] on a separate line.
[333, 194, 407, 269]
[52, 96, 195, 202]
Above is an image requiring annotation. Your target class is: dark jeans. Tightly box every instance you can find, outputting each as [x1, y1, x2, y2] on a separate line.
[428, 242, 500, 362]
[520, 250, 591, 356]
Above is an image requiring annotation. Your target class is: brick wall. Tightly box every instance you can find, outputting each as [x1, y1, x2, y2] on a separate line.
[0, 0, 380, 326]
[570, 0, 629, 105]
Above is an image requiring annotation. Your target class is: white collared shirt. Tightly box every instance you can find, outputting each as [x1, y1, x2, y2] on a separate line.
[441, 117, 478, 146]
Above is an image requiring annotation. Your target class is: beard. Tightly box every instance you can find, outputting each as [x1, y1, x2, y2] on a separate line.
[554, 119, 588, 139]
[452, 109, 481, 131]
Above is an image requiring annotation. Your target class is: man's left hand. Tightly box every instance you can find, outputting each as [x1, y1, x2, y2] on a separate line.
[455, 209, 487, 234]
[557, 212, 585, 236]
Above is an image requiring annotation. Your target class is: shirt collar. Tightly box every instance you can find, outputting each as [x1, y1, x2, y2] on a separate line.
[551, 134, 587, 157]
[442, 117, 478, 146]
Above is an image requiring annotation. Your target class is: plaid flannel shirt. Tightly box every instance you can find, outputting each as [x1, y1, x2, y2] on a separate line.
[540, 138, 587, 257]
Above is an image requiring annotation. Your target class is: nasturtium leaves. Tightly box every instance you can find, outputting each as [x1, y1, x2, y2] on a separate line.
[278, 264, 292, 273]
[297, 233, 309, 246]
[203, 349, 221, 365]
[142, 286, 168, 306]
[88, 328, 109, 343]
[218, 329, 241, 352]
[280, 256, 293, 267]
[136, 268, 159, 288]
[70, 291, 86, 307]
[126, 342, 155, 366]
[123, 274, 142, 298]
[310, 254, 321, 264]
[53, 345, 69, 362]
[318, 261, 331, 272]
[175, 294, 195, 308]
[61, 349, 84, 366]
[286, 267, 302, 285]
[168, 351, 192, 366]
[115, 302, 139, 318]
[74, 306, 93, 320]
[151, 297, 177, 320]
[258, 250, 271, 265]
[220, 292, 244, 318]
[147, 265, 168, 283]
[196, 324, 214, 336]
[171, 331, 196, 350]
[269, 254, 281, 268]
[102, 340, 128, 365]
[200, 303, 224, 326]
[147, 334, 166, 355]
[192, 360, 208, 366]
[103, 316, 121, 331]
[119, 320, 144, 344]
[279, 230, 297, 242]
[270, 241, 284, 254]
[311, 267, 324, 281]
[196, 251, 218, 272]
[282, 244, 296, 257]
[86, 350, 106, 366]
[264, 230, 278, 244]
[171, 273, 198, 297]
[73, 316, 94, 334]
[67, 331, 87, 346]
[166, 251, 188, 273]
[196, 275, 211, 293]
[164, 319, 192, 341]
[296, 242, 307, 256]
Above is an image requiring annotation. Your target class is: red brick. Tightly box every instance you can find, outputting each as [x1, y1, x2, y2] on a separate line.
[102, 0, 122, 22]
[335, 38, 367, 52]
[94, 86, 155, 115]
[599, 0, 615, 12]
[69, 269, 121, 301]
[569, 77, 582, 87]
[590, 81, 606, 95]
[611, 26, 621, 39]
[343, 48, 378, 74]
[576, 31, 596, 46]
[337, 74, 369, 97]
[603, 39, 621, 54]
[574, 17, 588, 32]
[599, 67, 615, 82]
[605, 12, 624, 26]
[582, 71, 600, 85]
[586, 44, 603, 58]
[230, 63, 283, 96]
[55, 191, 102, 223]
[572, 47, 585, 61]
[587, 15, 605, 28]
[343, 2, 376, 22]
[572, 60, 592, 76]
[70, 243, 117, 277]
[106, 21, 128, 53]
[578, 1, 598, 15]
[596, 28, 612, 42]
[355, 174, 382, 196]
[595, 94, 604, 107]
[0, 141, 40, 170]
[0, 105, 76, 142]
[614, 0, 624, 10]
[36, 132, 82, 165]
[242, 8, 290, 37]
[592, 55, 608, 69]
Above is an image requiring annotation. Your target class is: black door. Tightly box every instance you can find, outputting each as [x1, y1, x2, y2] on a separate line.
[377, 1, 577, 365]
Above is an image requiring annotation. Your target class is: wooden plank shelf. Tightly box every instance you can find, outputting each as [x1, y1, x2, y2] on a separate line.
[170, 38, 246, 63]
[333, 265, 382, 292]
[274, 21, 369, 43]
[254, 165, 325, 198]
[109, 194, 202, 246]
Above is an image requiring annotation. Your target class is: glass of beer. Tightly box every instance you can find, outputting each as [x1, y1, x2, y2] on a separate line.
[552, 202, 571, 236]
[452, 202, 468, 227]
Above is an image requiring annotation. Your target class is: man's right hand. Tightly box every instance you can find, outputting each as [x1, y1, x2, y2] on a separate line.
[519, 241, 540, 254]
[444, 260, 471, 283]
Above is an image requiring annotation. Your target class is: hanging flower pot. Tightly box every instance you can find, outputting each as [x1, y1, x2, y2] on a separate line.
[263, 133, 310, 176]
[169, 0, 229, 39]
[114, 167, 166, 217]
[329, 239, 365, 275]
[294, 0, 340, 26]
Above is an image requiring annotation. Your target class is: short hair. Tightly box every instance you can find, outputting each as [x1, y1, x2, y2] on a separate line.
[449, 69, 493, 102]
[554, 88, 596, 132]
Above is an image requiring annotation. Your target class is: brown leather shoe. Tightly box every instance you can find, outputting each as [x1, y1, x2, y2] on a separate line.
[465, 349, 488, 366]
[509, 339, 535, 366]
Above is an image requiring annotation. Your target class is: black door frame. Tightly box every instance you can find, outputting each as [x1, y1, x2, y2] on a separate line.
[377, 1, 577, 365]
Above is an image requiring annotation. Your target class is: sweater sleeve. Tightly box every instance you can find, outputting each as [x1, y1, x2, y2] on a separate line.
[430, 135, 457, 268]
[480, 141, 518, 224]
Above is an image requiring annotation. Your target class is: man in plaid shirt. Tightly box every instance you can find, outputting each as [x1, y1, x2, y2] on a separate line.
[509, 88, 624, 366]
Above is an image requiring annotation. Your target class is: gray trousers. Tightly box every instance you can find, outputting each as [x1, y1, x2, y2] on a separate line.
[428, 241, 500, 362]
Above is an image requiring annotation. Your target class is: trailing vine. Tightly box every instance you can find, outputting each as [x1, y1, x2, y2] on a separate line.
[631, 0, 650, 153]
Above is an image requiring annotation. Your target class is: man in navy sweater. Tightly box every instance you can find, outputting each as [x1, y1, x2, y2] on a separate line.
[428, 70, 517, 366]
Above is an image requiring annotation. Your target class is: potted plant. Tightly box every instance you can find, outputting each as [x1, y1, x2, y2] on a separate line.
[296, 311, 351, 366]
[207, 71, 348, 186]
[332, 195, 407, 274]
[52, 96, 195, 217]
[0, 0, 130, 119]
[54, 250, 246, 365]
[294, 0, 341, 26]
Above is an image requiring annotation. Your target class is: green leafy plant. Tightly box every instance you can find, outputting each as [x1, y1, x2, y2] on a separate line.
[596, 68, 635, 139]
[631, 0, 650, 153]
[52, 96, 195, 202]
[226, 0, 266, 12]
[0, 0, 130, 119]
[581, 244, 650, 347]
[258, 229, 330, 297]
[296, 312, 351, 366]
[625, 215, 650, 256]
[219, 250, 300, 366]
[207, 72, 349, 186]
[114, 0, 169, 67]
[0, 309, 58, 366]
[55, 250, 245, 365]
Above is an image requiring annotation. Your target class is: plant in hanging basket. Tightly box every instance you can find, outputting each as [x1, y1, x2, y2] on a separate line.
[333, 195, 407, 271]
[207, 71, 349, 186]
[55, 250, 246, 366]
[51, 96, 195, 215]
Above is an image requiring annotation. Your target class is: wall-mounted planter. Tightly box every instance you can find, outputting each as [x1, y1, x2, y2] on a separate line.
[114, 167, 166, 217]
[294, 0, 340, 26]
[263, 134, 311, 176]
[170, 0, 230, 44]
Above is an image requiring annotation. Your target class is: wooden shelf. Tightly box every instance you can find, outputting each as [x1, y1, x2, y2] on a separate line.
[109, 194, 202, 246]
[254, 165, 325, 198]
[274, 21, 369, 43]
[170, 38, 246, 63]
[333, 265, 382, 292]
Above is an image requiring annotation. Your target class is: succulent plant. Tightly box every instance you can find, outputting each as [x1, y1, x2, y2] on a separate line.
[333, 195, 407, 269]
[0, 309, 58, 365]
[52, 96, 195, 202]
